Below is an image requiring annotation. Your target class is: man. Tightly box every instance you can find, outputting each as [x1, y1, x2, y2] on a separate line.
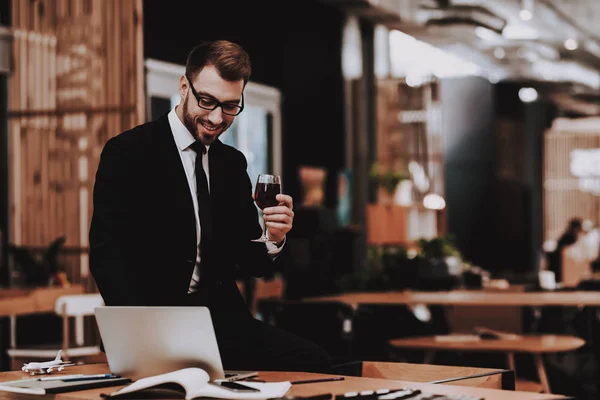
[89, 40, 332, 373]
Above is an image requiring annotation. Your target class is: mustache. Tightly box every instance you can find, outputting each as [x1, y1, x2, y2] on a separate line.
[196, 118, 224, 130]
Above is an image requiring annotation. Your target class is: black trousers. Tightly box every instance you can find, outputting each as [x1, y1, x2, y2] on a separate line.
[186, 290, 333, 373]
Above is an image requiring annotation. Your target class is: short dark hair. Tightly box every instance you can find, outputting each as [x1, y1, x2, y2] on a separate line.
[568, 218, 583, 231]
[185, 40, 252, 85]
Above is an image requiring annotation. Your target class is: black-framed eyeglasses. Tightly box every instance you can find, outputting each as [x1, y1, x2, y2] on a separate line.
[185, 75, 244, 116]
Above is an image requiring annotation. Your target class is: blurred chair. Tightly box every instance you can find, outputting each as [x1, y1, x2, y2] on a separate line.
[561, 246, 593, 288]
[264, 300, 356, 365]
[353, 304, 450, 362]
[7, 293, 105, 370]
[235, 279, 245, 301]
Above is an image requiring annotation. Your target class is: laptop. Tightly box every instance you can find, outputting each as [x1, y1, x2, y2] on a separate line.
[94, 306, 257, 382]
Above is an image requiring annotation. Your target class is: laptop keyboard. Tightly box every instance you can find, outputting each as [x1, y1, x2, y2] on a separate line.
[335, 388, 483, 400]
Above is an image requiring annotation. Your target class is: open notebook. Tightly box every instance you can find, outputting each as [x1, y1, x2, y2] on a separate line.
[94, 306, 257, 381]
[103, 368, 290, 400]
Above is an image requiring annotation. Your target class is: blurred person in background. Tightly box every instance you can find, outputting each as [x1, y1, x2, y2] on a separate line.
[547, 218, 584, 283]
[89, 40, 332, 373]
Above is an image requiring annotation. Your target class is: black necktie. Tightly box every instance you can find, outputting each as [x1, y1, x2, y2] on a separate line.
[190, 141, 213, 250]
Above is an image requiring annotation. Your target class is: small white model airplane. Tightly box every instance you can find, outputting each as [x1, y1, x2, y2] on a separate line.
[21, 350, 76, 375]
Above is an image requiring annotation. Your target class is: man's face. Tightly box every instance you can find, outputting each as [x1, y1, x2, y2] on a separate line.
[180, 65, 244, 146]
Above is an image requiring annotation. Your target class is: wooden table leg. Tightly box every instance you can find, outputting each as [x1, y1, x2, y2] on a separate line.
[424, 350, 436, 364]
[9, 315, 16, 349]
[507, 352, 516, 372]
[534, 354, 551, 393]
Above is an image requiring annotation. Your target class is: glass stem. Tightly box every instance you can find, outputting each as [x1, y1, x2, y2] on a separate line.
[262, 214, 268, 240]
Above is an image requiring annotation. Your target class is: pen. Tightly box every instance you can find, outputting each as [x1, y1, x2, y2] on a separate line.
[39, 374, 85, 381]
[62, 374, 120, 382]
[291, 377, 345, 385]
[297, 394, 333, 400]
[270, 394, 332, 400]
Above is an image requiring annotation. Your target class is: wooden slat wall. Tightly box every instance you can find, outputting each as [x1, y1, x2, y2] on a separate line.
[543, 121, 600, 242]
[8, 0, 145, 290]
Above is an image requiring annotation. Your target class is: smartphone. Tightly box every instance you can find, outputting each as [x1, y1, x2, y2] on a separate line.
[211, 381, 261, 392]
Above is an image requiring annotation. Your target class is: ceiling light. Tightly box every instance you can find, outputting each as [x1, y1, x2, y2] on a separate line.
[389, 30, 484, 79]
[493, 47, 505, 59]
[564, 38, 578, 51]
[405, 75, 422, 88]
[531, 43, 560, 60]
[474, 26, 500, 41]
[423, 193, 446, 210]
[341, 16, 363, 79]
[374, 25, 390, 79]
[519, 9, 532, 21]
[523, 50, 539, 63]
[488, 71, 506, 84]
[532, 60, 600, 89]
[502, 25, 539, 40]
[519, 87, 538, 103]
[520, 0, 534, 21]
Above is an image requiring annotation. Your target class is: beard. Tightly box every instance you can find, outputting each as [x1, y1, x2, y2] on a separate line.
[182, 95, 227, 145]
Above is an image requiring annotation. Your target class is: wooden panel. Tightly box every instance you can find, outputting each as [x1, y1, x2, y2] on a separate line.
[374, 79, 444, 241]
[8, 0, 145, 290]
[543, 121, 600, 242]
[366, 204, 408, 245]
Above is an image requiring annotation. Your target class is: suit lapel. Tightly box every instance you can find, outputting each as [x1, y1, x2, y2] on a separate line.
[154, 115, 197, 255]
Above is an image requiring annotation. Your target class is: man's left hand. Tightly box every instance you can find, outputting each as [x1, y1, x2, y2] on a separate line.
[264, 194, 294, 246]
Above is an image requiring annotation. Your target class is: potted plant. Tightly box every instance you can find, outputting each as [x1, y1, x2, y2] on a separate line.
[335, 244, 418, 292]
[414, 235, 464, 290]
[370, 162, 408, 201]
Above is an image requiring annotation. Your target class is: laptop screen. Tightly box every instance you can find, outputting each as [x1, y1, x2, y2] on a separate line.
[94, 306, 226, 380]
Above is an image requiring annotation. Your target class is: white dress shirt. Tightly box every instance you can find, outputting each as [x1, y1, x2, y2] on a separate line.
[167, 108, 283, 293]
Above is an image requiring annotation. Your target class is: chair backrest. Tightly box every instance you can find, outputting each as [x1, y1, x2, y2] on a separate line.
[54, 293, 104, 316]
[252, 276, 285, 318]
[561, 247, 592, 287]
[54, 293, 104, 348]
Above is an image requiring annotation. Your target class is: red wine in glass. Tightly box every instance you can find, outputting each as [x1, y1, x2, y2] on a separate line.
[252, 174, 281, 243]
[255, 183, 281, 210]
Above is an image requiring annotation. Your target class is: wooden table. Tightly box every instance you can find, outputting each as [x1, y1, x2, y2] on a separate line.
[303, 290, 600, 308]
[389, 335, 586, 394]
[303, 289, 600, 335]
[0, 364, 568, 400]
[361, 361, 512, 390]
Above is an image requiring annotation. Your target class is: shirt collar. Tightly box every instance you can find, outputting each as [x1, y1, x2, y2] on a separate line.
[168, 107, 211, 153]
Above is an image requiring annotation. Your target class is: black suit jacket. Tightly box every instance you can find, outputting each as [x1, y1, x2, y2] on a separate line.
[89, 114, 285, 315]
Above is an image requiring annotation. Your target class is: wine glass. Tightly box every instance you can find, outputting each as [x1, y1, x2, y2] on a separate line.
[252, 174, 282, 243]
